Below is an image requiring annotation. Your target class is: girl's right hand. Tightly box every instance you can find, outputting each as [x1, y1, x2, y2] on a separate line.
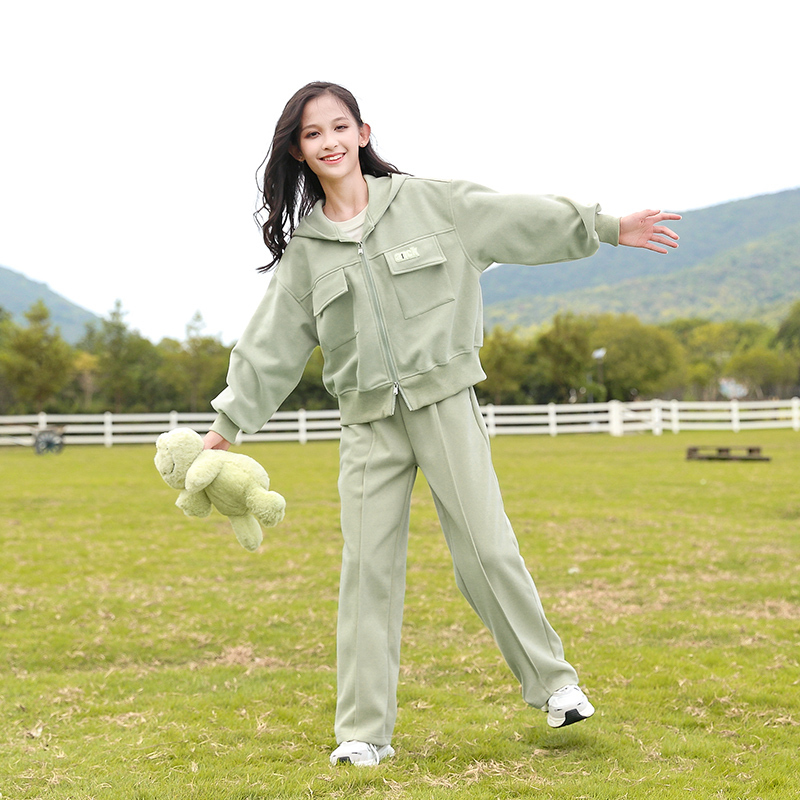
[203, 431, 232, 450]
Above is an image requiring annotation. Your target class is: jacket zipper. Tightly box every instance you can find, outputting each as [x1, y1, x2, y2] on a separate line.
[358, 241, 403, 412]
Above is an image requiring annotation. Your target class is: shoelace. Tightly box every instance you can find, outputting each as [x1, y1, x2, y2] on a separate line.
[363, 743, 381, 762]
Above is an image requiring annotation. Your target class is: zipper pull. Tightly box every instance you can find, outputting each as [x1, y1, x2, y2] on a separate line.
[357, 242, 364, 255]
[393, 382, 400, 396]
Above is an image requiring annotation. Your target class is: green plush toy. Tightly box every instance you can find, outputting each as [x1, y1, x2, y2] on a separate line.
[154, 427, 286, 551]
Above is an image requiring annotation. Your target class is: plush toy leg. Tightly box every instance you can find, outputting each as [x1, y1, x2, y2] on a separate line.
[177, 490, 212, 518]
[249, 489, 286, 528]
[228, 515, 264, 552]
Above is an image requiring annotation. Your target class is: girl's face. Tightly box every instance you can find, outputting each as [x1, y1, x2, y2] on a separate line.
[292, 93, 370, 186]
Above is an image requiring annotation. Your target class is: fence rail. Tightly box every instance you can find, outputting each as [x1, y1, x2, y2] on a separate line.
[2, 398, 799, 448]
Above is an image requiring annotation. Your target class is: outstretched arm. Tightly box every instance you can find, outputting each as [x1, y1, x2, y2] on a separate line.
[619, 210, 681, 254]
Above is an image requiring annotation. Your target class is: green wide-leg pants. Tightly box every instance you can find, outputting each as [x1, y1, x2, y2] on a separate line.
[335, 387, 579, 746]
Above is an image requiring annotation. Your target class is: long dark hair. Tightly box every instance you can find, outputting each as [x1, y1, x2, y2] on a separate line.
[255, 82, 404, 272]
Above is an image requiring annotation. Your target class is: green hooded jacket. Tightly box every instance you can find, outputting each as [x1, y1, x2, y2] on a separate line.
[211, 174, 619, 440]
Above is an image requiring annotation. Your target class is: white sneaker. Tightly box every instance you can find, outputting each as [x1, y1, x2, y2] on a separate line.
[330, 740, 395, 766]
[545, 684, 595, 728]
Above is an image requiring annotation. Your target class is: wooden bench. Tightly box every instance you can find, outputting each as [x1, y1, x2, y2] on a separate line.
[686, 446, 770, 462]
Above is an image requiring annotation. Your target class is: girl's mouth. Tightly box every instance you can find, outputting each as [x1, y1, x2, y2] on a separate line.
[321, 153, 345, 164]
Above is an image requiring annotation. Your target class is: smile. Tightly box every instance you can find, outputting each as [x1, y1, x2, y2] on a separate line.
[320, 153, 346, 164]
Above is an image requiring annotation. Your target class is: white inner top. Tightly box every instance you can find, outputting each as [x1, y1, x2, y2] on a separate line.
[330, 206, 368, 242]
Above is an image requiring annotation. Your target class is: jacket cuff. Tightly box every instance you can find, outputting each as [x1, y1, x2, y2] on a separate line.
[596, 213, 620, 246]
[210, 411, 241, 445]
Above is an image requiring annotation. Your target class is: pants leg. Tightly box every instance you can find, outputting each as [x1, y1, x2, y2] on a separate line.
[334, 387, 580, 746]
[335, 413, 417, 746]
[400, 388, 579, 709]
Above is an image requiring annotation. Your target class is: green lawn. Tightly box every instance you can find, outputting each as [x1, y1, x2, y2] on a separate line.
[1, 429, 798, 799]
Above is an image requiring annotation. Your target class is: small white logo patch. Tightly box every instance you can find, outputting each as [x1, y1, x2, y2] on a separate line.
[394, 247, 420, 263]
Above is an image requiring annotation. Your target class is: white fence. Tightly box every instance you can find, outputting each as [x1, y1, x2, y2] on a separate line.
[2, 398, 799, 448]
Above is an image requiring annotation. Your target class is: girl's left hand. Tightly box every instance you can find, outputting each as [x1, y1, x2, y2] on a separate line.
[619, 210, 681, 253]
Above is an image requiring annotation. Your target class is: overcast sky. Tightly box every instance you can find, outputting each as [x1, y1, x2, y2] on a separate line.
[1, 1, 797, 344]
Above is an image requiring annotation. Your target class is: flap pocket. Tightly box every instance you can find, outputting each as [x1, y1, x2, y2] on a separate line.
[384, 236, 454, 319]
[385, 236, 447, 275]
[312, 269, 357, 351]
[313, 269, 349, 317]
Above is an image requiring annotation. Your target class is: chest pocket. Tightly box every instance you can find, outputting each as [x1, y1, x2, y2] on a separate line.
[312, 269, 357, 351]
[384, 235, 454, 319]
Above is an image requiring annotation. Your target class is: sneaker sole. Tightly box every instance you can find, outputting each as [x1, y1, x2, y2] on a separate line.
[547, 706, 595, 728]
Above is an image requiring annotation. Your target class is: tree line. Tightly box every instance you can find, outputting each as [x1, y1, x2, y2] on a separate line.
[2, 299, 800, 415]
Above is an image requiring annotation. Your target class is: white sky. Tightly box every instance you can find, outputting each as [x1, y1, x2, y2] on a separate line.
[1, 0, 798, 344]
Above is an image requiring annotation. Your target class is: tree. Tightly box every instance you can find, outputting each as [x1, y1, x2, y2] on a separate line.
[73, 350, 100, 410]
[0, 307, 19, 412]
[529, 313, 594, 402]
[476, 326, 533, 405]
[665, 320, 772, 399]
[0, 306, 12, 338]
[80, 301, 164, 412]
[726, 347, 797, 399]
[0, 301, 74, 411]
[775, 301, 800, 351]
[590, 314, 686, 401]
[773, 301, 800, 391]
[158, 312, 230, 412]
[662, 317, 711, 345]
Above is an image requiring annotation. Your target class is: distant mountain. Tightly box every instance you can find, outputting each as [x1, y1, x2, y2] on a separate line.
[0, 264, 101, 344]
[4, 187, 799, 345]
[480, 187, 800, 329]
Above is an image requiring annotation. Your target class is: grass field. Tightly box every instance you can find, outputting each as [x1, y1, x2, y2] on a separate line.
[1, 428, 799, 799]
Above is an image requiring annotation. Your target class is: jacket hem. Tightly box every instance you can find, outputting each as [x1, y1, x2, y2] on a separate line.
[338, 351, 487, 426]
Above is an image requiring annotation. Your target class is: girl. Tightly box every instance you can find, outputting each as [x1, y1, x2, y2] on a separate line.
[204, 82, 680, 766]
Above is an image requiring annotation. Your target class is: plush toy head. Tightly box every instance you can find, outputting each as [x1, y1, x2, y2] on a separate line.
[155, 428, 286, 552]
[154, 427, 204, 489]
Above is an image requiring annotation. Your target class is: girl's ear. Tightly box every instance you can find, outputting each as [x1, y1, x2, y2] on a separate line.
[359, 122, 371, 147]
[289, 144, 304, 162]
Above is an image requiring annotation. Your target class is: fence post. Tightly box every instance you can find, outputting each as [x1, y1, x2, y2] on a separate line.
[169, 410, 179, 430]
[104, 412, 113, 448]
[548, 403, 557, 437]
[652, 399, 663, 436]
[671, 399, 681, 434]
[608, 400, 624, 436]
[731, 399, 740, 433]
[298, 408, 307, 445]
[792, 397, 800, 432]
[38, 411, 47, 430]
[485, 404, 497, 437]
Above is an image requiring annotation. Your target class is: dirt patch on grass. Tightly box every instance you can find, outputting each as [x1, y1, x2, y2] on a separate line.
[548, 577, 800, 626]
[199, 644, 292, 672]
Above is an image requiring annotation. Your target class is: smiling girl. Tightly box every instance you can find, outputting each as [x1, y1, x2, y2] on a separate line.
[204, 81, 680, 767]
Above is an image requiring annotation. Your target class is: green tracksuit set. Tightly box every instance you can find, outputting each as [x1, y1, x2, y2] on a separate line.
[211, 174, 620, 746]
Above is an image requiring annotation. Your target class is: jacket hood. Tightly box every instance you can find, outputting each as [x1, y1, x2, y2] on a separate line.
[292, 173, 408, 242]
